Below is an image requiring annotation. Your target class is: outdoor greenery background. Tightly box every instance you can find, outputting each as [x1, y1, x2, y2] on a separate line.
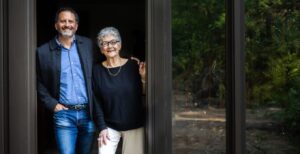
[172, 0, 300, 143]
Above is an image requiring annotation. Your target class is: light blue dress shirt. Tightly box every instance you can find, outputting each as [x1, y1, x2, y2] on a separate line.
[57, 37, 88, 105]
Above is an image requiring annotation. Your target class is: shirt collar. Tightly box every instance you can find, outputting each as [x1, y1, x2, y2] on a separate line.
[55, 35, 77, 47]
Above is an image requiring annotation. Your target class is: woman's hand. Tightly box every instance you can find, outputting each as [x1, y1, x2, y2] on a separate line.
[139, 62, 146, 82]
[98, 129, 110, 147]
[130, 56, 146, 83]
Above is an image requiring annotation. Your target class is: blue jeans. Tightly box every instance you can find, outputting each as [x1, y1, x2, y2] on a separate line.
[53, 109, 95, 154]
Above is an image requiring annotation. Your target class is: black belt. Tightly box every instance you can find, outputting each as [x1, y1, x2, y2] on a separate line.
[64, 104, 88, 110]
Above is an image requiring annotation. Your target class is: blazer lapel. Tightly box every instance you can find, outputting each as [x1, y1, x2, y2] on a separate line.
[49, 38, 61, 97]
[76, 36, 89, 78]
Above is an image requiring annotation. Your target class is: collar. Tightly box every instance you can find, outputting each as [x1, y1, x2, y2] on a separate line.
[55, 35, 76, 47]
[49, 35, 83, 51]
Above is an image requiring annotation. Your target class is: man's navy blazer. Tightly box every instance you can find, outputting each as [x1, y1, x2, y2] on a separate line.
[36, 35, 95, 117]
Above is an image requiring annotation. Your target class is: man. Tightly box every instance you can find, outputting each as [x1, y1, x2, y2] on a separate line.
[36, 7, 95, 154]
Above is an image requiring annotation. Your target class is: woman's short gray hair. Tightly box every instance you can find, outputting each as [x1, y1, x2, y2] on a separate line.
[97, 27, 122, 47]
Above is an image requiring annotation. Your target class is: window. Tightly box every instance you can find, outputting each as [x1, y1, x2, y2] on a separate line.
[245, 1, 300, 153]
[172, 0, 226, 153]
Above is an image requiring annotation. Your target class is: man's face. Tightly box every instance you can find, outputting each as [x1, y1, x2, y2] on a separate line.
[55, 11, 78, 38]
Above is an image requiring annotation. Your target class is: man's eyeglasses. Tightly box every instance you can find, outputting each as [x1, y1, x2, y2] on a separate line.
[101, 40, 120, 47]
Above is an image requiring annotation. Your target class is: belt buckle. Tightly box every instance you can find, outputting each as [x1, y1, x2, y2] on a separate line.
[70, 104, 86, 110]
[74, 105, 79, 110]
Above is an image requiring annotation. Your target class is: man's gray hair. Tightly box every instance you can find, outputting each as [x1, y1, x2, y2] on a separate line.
[97, 27, 122, 47]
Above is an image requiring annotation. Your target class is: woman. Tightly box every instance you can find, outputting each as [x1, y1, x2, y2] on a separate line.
[93, 27, 146, 154]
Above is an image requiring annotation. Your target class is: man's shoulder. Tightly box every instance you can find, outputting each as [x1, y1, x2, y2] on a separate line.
[37, 42, 50, 50]
[36, 43, 50, 56]
[37, 37, 56, 52]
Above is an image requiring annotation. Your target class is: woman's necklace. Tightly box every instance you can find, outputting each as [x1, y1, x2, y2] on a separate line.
[105, 61, 122, 77]
[107, 66, 122, 76]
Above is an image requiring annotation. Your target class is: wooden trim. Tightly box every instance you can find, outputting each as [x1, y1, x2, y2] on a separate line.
[146, 0, 172, 153]
[225, 0, 246, 153]
[8, 0, 37, 153]
[0, 0, 8, 153]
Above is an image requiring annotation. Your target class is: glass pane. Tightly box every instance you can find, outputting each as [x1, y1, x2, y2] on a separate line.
[172, 0, 226, 153]
[245, 1, 300, 153]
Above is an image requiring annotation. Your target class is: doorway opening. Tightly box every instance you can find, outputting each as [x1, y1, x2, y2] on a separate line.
[36, 0, 145, 153]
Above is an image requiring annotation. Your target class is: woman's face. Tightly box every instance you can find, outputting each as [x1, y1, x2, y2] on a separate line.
[100, 35, 121, 58]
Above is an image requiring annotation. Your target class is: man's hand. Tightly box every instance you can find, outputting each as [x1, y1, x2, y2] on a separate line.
[54, 103, 68, 112]
[131, 56, 140, 65]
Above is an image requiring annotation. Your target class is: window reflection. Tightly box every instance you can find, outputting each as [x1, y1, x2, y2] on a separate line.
[172, 0, 300, 153]
[245, 1, 300, 153]
[172, 0, 226, 153]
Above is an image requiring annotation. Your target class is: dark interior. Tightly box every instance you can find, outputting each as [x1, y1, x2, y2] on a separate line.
[37, 0, 145, 153]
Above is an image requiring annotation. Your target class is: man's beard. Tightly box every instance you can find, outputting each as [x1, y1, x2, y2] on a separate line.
[60, 29, 74, 38]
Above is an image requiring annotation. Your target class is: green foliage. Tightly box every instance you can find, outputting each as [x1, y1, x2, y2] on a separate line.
[172, 0, 226, 104]
[172, 0, 300, 147]
[172, 0, 300, 131]
[244, 0, 300, 136]
[273, 77, 300, 136]
[245, 0, 300, 108]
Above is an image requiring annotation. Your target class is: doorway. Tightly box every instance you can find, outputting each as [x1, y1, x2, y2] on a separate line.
[36, 0, 145, 153]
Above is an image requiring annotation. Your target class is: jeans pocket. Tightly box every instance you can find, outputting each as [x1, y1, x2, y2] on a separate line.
[53, 109, 65, 119]
[53, 110, 73, 127]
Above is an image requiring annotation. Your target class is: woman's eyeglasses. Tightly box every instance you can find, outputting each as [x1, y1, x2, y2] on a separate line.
[101, 40, 120, 47]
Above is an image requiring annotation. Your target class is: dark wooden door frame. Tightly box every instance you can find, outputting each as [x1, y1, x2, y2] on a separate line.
[225, 0, 246, 153]
[146, 0, 172, 153]
[0, 0, 8, 153]
[0, 0, 245, 153]
[0, 0, 172, 153]
[4, 0, 37, 153]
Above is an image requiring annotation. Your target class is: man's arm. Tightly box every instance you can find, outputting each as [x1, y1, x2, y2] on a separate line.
[36, 50, 59, 111]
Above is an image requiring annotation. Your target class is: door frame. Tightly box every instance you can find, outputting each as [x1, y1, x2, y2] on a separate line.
[0, 0, 245, 153]
[146, 0, 172, 153]
[4, 0, 37, 153]
[0, 0, 8, 153]
[225, 0, 246, 153]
